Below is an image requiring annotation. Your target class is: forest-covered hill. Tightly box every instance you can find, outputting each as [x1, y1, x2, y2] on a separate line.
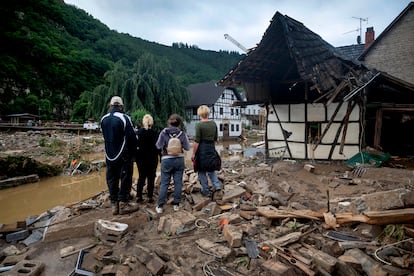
[0, 0, 242, 126]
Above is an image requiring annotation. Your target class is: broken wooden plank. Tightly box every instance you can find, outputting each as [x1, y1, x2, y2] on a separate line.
[277, 251, 315, 276]
[257, 207, 414, 225]
[262, 259, 297, 276]
[256, 206, 321, 220]
[301, 243, 338, 273]
[268, 232, 303, 247]
[335, 208, 414, 225]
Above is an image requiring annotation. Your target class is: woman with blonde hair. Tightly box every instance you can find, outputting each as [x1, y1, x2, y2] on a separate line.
[135, 114, 160, 203]
[191, 105, 222, 197]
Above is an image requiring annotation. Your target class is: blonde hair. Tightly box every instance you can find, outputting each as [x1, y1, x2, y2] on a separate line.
[197, 105, 210, 119]
[142, 114, 153, 129]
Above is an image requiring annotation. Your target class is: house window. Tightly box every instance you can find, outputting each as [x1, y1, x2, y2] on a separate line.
[231, 94, 234, 100]
[231, 124, 234, 131]
[307, 122, 321, 144]
[220, 107, 223, 115]
[231, 108, 234, 116]
[236, 124, 239, 131]
[220, 124, 223, 131]
[192, 107, 197, 116]
[221, 94, 225, 99]
[236, 109, 239, 116]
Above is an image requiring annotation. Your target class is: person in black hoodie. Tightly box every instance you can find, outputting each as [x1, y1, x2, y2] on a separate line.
[154, 114, 190, 214]
[135, 114, 160, 204]
[100, 96, 139, 215]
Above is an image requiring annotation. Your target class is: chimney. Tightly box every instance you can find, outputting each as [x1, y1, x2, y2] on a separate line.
[365, 27, 375, 49]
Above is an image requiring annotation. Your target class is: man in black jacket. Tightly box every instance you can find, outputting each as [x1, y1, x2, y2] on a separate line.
[101, 96, 139, 215]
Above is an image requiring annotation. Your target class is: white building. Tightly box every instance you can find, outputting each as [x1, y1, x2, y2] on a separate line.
[185, 82, 244, 139]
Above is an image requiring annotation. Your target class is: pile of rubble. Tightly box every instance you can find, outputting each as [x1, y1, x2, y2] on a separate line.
[1, 159, 413, 275]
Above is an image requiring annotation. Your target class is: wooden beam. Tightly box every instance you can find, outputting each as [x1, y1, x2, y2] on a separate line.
[312, 101, 344, 151]
[373, 109, 383, 148]
[339, 101, 357, 154]
[270, 103, 292, 158]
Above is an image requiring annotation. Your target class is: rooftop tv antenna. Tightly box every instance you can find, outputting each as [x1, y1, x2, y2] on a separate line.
[344, 17, 368, 44]
[353, 17, 368, 40]
[224, 34, 248, 53]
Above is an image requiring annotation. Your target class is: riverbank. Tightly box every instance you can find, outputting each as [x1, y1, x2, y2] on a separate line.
[0, 130, 104, 182]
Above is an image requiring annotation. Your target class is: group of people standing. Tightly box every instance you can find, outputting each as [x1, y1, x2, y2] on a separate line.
[100, 96, 221, 216]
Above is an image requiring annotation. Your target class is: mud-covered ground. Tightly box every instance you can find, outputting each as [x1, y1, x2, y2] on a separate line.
[1, 130, 414, 275]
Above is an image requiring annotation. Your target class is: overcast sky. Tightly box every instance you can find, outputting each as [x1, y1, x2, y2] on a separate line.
[64, 0, 412, 53]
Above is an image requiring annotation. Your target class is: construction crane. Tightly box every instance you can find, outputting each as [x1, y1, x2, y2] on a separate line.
[224, 34, 248, 53]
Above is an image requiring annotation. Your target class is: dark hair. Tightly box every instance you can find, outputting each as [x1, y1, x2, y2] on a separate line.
[168, 114, 181, 127]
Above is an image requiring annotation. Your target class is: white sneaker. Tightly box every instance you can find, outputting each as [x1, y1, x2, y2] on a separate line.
[155, 206, 163, 214]
[173, 205, 179, 211]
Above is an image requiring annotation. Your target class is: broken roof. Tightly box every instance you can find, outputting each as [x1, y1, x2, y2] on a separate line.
[218, 12, 370, 103]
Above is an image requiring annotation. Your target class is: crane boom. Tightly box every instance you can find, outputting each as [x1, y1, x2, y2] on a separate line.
[224, 34, 248, 53]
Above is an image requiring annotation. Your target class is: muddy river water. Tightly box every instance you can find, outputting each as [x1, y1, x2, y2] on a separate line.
[0, 142, 264, 224]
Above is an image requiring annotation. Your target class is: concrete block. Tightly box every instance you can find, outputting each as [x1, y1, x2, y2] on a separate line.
[135, 245, 152, 264]
[1, 253, 27, 266]
[146, 255, 167, 275]
[222, 224, 242, 248]
[239, 210, 255, 220]
[221, 185, 246, 203]
[6, 260, 44, 276]
[157, 211, 196, 235]
[359, 188, 409, 211]
[100, 264, 118, 275]
[227, 214, 243, 224]
[195, 238, 232, 259]
[261, 259, 296, 275]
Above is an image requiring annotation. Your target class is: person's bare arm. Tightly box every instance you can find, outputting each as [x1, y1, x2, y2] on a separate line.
[192, 141, 199, 161]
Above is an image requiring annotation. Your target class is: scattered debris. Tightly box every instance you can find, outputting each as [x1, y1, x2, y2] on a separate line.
[1, 158, 413, 275]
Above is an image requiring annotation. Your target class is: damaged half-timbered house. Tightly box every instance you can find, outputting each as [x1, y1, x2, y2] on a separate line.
[218, 11, 414, 160]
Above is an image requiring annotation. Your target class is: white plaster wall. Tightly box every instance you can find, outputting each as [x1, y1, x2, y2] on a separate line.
[327, 103, 360, 121]
[290, 104, 305, 121]
[307, 104, 326, 121]
[274, 105, 289, 121]
[322, 122, 360, 144]
[309, 144, 360, 160]
[269, 123, 305, 141]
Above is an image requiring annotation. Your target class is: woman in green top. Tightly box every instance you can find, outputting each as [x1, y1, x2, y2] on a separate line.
[191, 105, 222, 197]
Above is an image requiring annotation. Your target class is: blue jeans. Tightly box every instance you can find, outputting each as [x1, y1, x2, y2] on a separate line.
[198, 171, 221, 195]
[157, 157, 185, 207]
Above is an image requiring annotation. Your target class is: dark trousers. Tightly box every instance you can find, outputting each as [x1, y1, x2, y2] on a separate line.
[106, 156, 133, 203]
[136, 159, 158, 199]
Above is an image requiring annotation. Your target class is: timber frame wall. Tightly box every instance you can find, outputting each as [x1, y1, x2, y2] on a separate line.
[265, 102, 362, 160]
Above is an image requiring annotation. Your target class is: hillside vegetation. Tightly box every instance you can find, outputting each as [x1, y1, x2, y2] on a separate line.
[0, 0, 242, 126]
